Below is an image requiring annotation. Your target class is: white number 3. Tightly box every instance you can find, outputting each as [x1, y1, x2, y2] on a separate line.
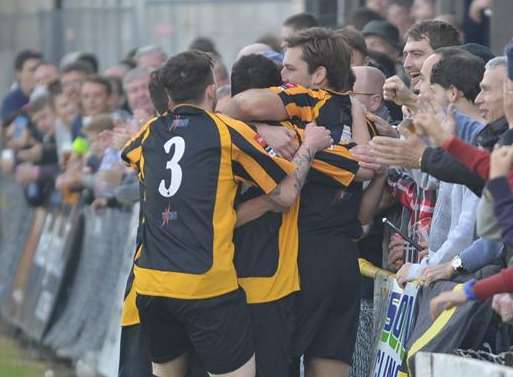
[158, 136, 185, 197]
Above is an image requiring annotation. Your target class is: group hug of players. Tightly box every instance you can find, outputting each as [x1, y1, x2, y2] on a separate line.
[119, 27, 376, 377]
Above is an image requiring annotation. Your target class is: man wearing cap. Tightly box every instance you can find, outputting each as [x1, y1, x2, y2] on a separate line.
[362, 20, 401, 62]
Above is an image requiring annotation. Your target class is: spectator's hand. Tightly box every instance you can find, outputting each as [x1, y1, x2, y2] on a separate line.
[132, 109, 152, 131]
[418, 245, 429, 261]
[490, 146, 513, 178]
[89, 138, 108, 158]
[388, 234, 406, 270]
[16, 143, 43, 163]
[395, 262, 414, 287]
[55, 172, 82, 192]
[351, 143, 387, 174]
[91, 197, 108, 211]
[369, 132, 426, 169]
[414, 103, 456, 146]
[503, 80, 513, 130]
[98, 130, 114, 146]
[15, 163, 39, 185]
[56, 156, 85, 192]
[419, 262, 454, 286]
[111, 127, 133, 150]
[383, 76, 416, 109]
[366, 112, 399, 138]
[492, 293, 513, 323]
[430, 288, 467, 320]
[469, 0, 492, 23]
[255, 124, 299, 160]
[5, 123, 30, 150]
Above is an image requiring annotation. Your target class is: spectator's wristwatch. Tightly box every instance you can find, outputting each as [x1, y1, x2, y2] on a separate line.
[451, 255, 466, 273]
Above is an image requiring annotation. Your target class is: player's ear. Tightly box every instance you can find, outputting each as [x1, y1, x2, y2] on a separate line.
[205, 83, 216, 101]
[312, 65, 327, 87]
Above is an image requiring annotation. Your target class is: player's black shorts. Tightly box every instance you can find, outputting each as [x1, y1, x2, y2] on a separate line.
[293, 232, 361, 365]
[118, 324, 153, 377]
[250, 294, 296, 377]
[136, 288, 254, 375]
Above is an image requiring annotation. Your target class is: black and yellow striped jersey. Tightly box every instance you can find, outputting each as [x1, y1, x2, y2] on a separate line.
[121, 105, 294, 300]
[270, 84, 354, 145]
[269, 84, 363, 237]
[235, 120, 360, 304]
[235, 187, 300, 304]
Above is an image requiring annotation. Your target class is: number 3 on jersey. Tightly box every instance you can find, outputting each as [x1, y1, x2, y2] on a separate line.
[159, 136, 185, 198]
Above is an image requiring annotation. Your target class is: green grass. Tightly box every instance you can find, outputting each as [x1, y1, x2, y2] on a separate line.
[0, 335, 70, 377]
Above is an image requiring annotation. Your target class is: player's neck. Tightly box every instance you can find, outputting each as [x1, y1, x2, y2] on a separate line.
[172, 99, 213, 113]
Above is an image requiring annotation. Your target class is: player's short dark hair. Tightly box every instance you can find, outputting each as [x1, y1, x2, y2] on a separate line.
[346, 7, 385, 30]
[430, 52, 485, 102]
[14, 49, 43, 71]
[231, 54, 282, 96]
[82, 75, 113, 96]
[406, 20, 461, 50]
[158, 50, 214, 104]
[283, 13, 319, 31]
[286, 27, 355, 92]
[149, 70, 170, 115]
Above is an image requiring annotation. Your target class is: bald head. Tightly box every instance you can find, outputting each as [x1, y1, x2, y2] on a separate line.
[352, 66, 385, 112]
[353, 66, 385, 94]
[236, 43, 274, 61]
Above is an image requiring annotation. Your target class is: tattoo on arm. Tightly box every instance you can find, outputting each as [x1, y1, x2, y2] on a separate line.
[270, 144, 314, 202]
[291, 145, 314, 193]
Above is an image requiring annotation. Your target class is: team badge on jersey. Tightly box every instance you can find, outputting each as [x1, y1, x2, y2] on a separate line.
[254, 134, 277, 157]
[339, 125, 352, 144]
[161, 205, 178, 226]
[280, 82, 298, 90]
[169, 117, 190, 131]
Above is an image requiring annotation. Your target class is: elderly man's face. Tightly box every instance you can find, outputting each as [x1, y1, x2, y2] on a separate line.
[125, 75, 154, 115]
[475, 66, 507, 123]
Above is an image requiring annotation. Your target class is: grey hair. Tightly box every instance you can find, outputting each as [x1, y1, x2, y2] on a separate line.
[485, 56, 507, 70]
[135, 45, 166, 59]
[122, 67, 151, 90]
